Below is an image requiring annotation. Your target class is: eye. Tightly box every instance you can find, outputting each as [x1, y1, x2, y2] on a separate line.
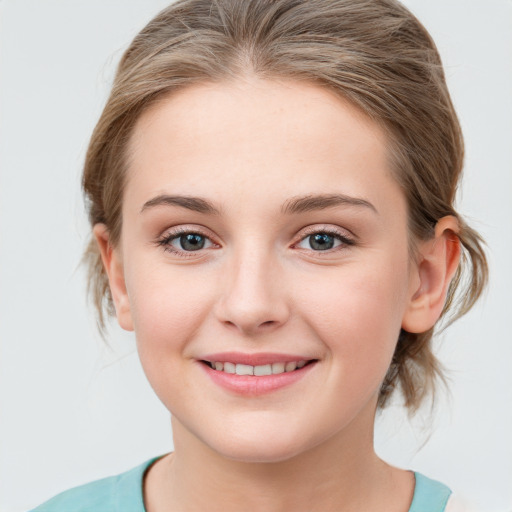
[156, 228, 216, 256]
[295, 228, 355, 252]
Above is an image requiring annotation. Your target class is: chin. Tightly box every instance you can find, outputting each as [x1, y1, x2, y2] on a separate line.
[203, 424, 319, 464]
[216, 441, 306, 464]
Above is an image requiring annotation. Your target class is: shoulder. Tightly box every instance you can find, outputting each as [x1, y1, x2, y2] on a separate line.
[411, 475, 481, 512]
[409, 472, 452, 512]
[29, 456, 162, 512]
[29, 474, 118, 512]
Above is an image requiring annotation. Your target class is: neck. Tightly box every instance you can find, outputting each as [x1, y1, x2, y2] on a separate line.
[145, 404, 414, 512]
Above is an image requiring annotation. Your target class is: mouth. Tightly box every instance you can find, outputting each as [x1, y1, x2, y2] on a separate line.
[201, 359, 315, 376]
[198, 353, 319, 395]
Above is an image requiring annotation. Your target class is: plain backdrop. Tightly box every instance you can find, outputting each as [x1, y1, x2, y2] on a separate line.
[1, 1, 511, 511]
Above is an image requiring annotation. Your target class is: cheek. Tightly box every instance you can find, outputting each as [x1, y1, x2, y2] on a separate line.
[296, 254, 410, 382]
[123, 260, 221, 415]
[124, 258, 216, 359]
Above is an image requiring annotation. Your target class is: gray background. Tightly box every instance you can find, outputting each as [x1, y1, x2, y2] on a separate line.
[1, 1, 511, 511]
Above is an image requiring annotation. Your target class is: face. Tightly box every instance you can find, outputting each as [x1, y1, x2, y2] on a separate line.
[108, 79, 421, 462]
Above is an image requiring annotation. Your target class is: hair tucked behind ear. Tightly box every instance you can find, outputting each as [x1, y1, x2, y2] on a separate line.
[83, 237, 114, 337]
[82, 0, 488, 412]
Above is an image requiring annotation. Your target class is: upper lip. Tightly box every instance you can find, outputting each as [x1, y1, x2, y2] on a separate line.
[199, 352, 317, 366]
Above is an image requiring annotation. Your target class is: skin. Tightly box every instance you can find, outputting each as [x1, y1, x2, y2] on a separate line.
[95, 78, 460, 511]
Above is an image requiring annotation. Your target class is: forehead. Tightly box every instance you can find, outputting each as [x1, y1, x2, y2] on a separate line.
[125, 78, 402, 218]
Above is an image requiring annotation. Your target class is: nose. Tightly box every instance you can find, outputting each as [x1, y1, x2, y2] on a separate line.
[214, 246, 290, 336]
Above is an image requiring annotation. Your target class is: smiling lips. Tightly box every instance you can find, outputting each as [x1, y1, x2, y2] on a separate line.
[205, 360, 308, 376]
[199, 352, 317, 395]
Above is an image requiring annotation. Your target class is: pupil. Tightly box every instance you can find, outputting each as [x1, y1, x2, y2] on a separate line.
[310, 233, 334, 251]
[180, 233, 205, 251]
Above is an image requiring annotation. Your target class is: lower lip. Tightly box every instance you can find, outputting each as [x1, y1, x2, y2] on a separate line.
[199, 361, 317, 396]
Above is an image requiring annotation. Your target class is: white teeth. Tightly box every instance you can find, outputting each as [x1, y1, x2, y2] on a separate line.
[285, 361, 297, 372]
[271, 362, 285, 374]
[254, 364, 272, 376]
[208, 360, 310, 375]
[236, 363, 254, 376]
[223, 362, 236, 374]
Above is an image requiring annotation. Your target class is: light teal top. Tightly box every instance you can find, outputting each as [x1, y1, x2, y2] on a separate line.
[30, 456, 452, 512]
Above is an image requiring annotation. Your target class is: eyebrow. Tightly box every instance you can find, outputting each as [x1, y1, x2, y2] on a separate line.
[140, 193, 378, 216]
[141, 195, 222, 215]
[281, 193, 378, 215]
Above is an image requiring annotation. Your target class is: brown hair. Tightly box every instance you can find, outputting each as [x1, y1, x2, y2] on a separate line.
[82, 0, 488, 412]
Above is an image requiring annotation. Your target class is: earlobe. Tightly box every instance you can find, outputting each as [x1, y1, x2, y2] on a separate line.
[401, 216, 461, 333]
[93, 224, 134, 332]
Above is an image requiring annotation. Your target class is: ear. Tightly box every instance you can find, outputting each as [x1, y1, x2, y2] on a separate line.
[93, 224, 134, 331]
[401, 216, 461, 333]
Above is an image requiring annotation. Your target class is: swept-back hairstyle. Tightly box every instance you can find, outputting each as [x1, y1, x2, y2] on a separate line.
[82, 0, 487, 412]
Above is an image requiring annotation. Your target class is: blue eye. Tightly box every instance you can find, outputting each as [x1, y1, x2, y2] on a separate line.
[156, 226, 354, 258]
[307, 233, 336, 251]
[296, 230, 354, 252]
[157, 229, 214, 255]
[174, 233, 207, 251]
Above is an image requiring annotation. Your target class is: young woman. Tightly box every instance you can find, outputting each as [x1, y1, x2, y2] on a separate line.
[31, 0, 488, 510]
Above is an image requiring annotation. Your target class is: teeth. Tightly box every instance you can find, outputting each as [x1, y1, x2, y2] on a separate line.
[208, 360, 309, 376]
[236, 364, 254, 376]
[254, 364, 272, 376]
[272, 362, 285, 374]
[224, 362, 235, 374]
[285, 361, 297, 372]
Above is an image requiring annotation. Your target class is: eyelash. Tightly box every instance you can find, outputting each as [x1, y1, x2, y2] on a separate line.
[156, 227, 217, 258]
[155, 226, 355, 258]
